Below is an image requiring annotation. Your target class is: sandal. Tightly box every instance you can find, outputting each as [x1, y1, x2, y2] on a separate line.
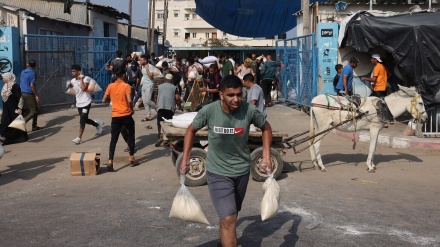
[141, 116, 153, 122]
[124, 147, 129, 152]
[129, 159, 140, 167]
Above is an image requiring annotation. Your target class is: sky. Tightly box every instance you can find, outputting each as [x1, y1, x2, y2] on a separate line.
[84, 0, 149, 27]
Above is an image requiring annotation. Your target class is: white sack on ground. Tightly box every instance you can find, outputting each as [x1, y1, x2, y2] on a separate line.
[169, 175, 210, 225]
[8, 115, 26, 132]
[261, 172, 280, 221]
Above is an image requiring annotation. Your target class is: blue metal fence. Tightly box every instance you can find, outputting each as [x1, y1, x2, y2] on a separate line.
[276, 34, 317, 107]
[23, 35, 117, 105]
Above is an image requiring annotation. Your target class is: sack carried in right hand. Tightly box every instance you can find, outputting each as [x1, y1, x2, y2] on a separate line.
[169, 175, 210, 225]
[261, 172, 280, 221]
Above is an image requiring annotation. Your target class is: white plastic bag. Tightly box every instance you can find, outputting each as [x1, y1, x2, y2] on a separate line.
[87, 78, 102, 93]
[8, 115, 26, 132]
[169, 175, 210, 225]
[261, 172, 280, 221]
[65, 80, 76, 95]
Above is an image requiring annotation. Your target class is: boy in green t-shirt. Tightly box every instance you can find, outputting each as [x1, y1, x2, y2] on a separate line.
[179, 75, 273, 247]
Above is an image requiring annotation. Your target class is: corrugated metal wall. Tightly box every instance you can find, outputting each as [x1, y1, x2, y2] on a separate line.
[1, 0, 89, 26]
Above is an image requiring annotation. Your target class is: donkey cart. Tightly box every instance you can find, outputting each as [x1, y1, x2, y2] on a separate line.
[161, 123, 287, 187]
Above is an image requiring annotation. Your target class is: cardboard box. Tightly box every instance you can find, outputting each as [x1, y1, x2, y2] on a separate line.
[70, 152, 100, 176]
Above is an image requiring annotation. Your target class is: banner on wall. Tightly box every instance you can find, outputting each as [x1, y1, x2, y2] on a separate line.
[0, 26, 20, 108]
[316, 23, 339, 95]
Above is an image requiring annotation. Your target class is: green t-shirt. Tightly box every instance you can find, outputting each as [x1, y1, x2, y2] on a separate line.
[222, 60, 233, 77]
[191, 101, 266, 177]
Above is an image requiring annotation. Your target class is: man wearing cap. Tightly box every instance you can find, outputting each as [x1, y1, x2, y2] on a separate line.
[361, 54, 388, 99]
[155, 73, 180, 146]
[336, 57, 359, 96]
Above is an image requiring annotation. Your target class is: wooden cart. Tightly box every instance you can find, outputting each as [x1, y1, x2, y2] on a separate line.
[161, 122, 287, 186]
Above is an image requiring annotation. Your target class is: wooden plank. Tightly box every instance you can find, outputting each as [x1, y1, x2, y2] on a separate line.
[161, 122, 285, 142]
[185, 77, 206, 112]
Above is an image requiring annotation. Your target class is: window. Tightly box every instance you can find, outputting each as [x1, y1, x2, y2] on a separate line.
[192, 13, 197, 19]
[185, 33, 190, 40]
[174, 13, 178, 17]
[223, 32, 227, 36]
[192, 33, 197, 38]
[157, 12, 164, 20]
[278, 33, 287, 39]
[205, 33, 210, 39]
[184, 14, 190, 20]
[174, 29, 179, 37]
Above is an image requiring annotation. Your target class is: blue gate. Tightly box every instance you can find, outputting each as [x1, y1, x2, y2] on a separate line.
[276, 34, 317, 107]
[23, 35, 117, 106]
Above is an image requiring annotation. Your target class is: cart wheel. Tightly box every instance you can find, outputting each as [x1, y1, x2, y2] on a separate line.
[250, 147, 283, 182]
[175, 148, 207, 186]
[171, 141, 203, 166]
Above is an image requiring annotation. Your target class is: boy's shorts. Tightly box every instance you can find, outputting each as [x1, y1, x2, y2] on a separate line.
[206, 171, 250, 219]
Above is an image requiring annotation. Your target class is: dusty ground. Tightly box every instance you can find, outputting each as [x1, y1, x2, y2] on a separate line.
[0, 103, 439, 247]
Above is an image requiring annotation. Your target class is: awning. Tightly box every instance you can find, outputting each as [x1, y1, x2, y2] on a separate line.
[195, 0, 325, 38]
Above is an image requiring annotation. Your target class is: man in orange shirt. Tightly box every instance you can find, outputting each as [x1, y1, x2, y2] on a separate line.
[102, 64, 139, 172]
[362, 54, 388, 99]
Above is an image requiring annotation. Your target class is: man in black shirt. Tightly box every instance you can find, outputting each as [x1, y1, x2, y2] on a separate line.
[201, 64, 222, 101]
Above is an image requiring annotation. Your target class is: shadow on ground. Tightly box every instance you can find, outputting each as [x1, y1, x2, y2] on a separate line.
[195, 212, 302, 247]
[27, 126, 62, 143]
[0, 157, 66, 186]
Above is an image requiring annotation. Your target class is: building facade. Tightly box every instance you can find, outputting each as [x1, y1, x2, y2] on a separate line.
[154, 0, 287, 49]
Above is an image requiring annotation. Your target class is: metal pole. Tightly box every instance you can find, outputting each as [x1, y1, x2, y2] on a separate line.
[163, 0, 168, 52]
[370, 0, 372, 10]
[302, 0, 310, 35]
[148, 0, 152, 54]
[150, 0, 156, 54]
[429, 0, 432, 10]
[127, 0, 132, 56]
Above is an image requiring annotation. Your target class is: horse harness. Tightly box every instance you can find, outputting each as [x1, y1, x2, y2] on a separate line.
[312, 94, 423, 123]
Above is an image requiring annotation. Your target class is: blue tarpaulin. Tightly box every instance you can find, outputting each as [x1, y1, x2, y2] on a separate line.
[195, 0, 326, 38]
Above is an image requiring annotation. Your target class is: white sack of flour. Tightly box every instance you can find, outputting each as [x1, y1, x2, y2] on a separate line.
[169, 175, 210, 225]
[261, 172, 280, 221]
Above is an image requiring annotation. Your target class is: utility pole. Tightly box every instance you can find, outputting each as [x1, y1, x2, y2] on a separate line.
[302, 0, 310, 35]
[148, 0, 152, 54]
[127, 0, 132, 56]
[163, 0, 168, 53]
[148, 0, 156, 55]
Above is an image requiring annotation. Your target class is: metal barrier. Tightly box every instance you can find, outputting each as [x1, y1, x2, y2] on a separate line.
[422, 106, 440, 137]
[23, 35, 117, 106]
[276, 34, 317, 107]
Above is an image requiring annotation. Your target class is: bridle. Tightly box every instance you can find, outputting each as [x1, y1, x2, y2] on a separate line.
[409, 94, 424, 121]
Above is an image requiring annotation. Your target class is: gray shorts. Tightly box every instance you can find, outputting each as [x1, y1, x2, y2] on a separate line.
[207, 171, 250, 219]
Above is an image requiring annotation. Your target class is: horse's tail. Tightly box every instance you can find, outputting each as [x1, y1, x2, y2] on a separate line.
[309, 106, 316, 144]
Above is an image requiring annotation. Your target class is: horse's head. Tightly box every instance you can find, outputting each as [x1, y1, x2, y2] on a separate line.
[398, 85, 428, 123]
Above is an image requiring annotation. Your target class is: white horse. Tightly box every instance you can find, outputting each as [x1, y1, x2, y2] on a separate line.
[309, 85, 428, 172]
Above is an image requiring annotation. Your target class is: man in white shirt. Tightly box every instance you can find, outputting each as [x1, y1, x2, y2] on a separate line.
[68, 64, 103, 144]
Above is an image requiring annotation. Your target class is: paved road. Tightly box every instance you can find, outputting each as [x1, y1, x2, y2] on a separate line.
[1, 103, 439, 247]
